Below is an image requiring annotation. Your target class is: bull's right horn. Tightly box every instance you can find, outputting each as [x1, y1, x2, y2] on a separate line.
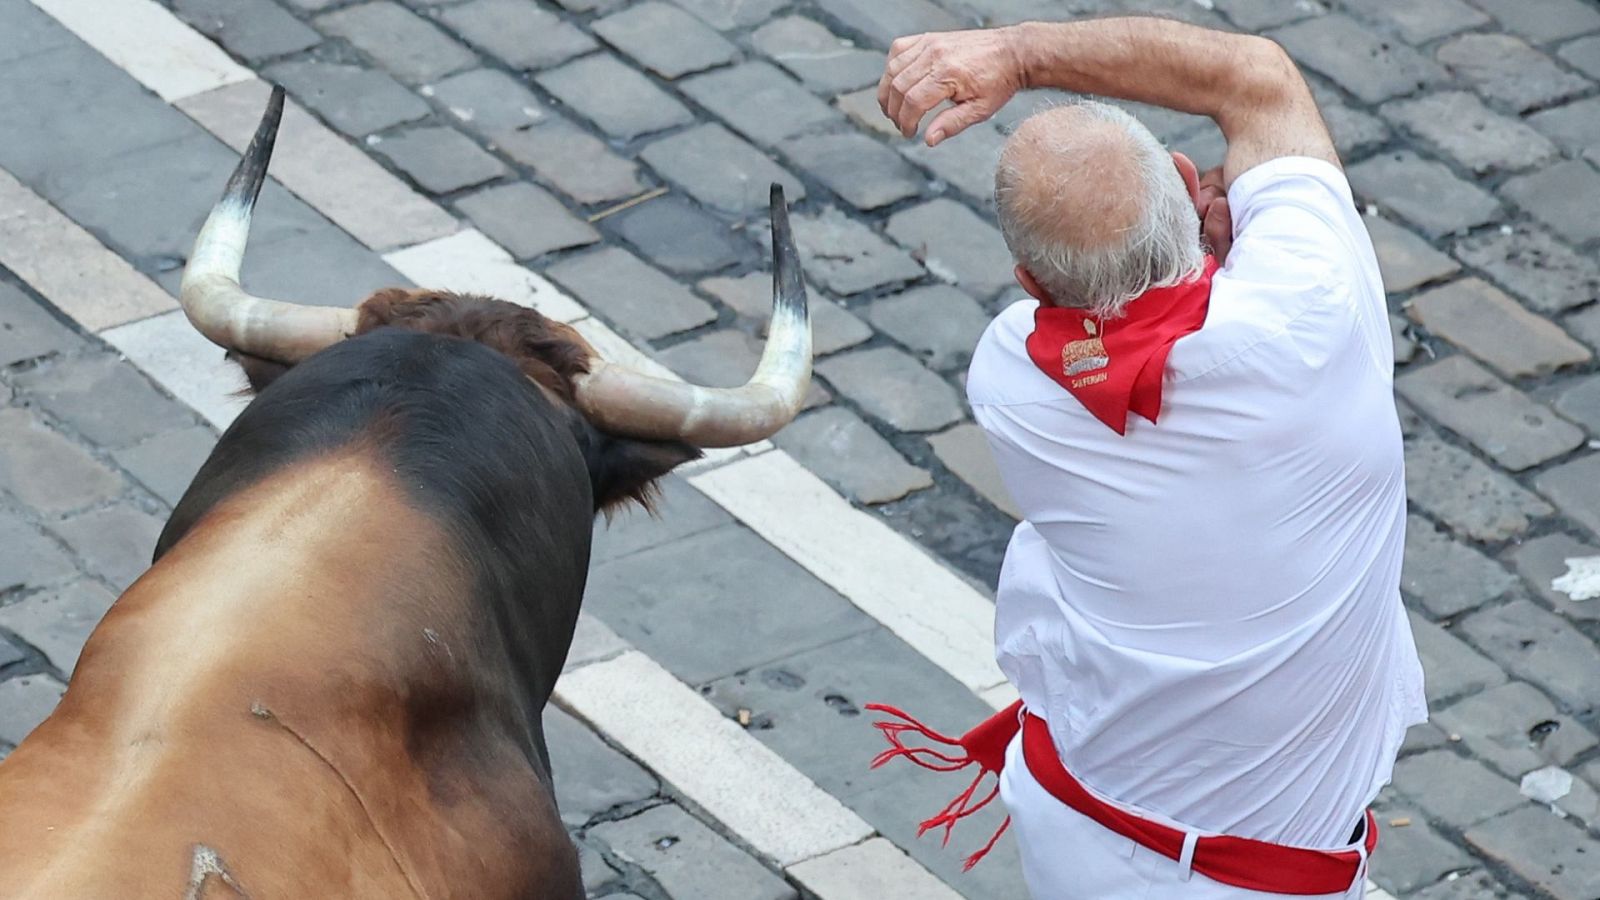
[573, 184, 812, 448]
[179, 85, 356, 363]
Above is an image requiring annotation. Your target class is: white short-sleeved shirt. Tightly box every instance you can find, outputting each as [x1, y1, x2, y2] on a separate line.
[968, 157, 1428, 849]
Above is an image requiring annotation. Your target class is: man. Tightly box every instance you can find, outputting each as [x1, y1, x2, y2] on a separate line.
[869, 16, 1426, 899]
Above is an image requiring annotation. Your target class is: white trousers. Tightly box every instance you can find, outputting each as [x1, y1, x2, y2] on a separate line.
[997, 735, 1366, 900]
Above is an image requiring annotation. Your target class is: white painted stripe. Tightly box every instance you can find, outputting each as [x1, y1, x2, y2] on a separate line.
[688, 451, 1009, 703]
[100, 310, 247, 431]
[788, 838, 965, 900]
[30, 0, 252, 102]
[384, 230, 588, 324]
[556, 650, 874, 868]
[178, 80, 458, 253]
[0, 169, 176, 332]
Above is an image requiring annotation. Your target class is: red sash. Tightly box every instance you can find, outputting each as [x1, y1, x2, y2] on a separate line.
[867, 701, 1376, 893]
[1025, 257, 1216, 434]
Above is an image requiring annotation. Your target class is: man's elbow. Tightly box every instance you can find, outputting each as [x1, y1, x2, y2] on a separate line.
[1231, 36, 1311, 114]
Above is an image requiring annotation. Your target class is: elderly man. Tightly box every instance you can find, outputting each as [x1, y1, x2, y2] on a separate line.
[869, 16, 1426, 900]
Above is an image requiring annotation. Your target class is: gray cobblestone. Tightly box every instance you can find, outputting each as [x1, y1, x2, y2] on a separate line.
[639, 124, 804, 216]
[371, 125, 507, 195]
[51, 503, 163, 593]
[1368, 799, 1475, 894]
[1454, 225, 1600, 315]
[928, 422, 1020, 520]
[577, 838, 618, 894]
[536, 53, 693, 140]
[752, 16, 883, 95]
[1412, 870, 1530, 900]
[593, 2, 738, 79]
[1213, 0, 1325, 30]
[1400, 514, 1517, 618]
[791, 207, 924, 295]
[589, 803, 796, 900]
[1408, 280, 1590, 379]
[1459, 599, 1600, 714]
[1501, 159, 1600, 246]
[668, 0, 784, 29]
[1533, 452, 1600, 540]
[1470, 0, 1600, 45]
[813, 0, 960, 46]
[1436, 33, 1592, 114]
[1404, 435, 1553, 542]
[1434, 681, 1597, 779]
[1567, 302, 1600, 352]
[1528, 97, 1600, 158]
[900, 121, 1006, 204]
[1269, 15, 1445, 104]
[885, 198, 1013, 301]
[12, 355, 194, 449]
[1396, 355, 1584, 471]
[698, 274, 870, 356]
[0, 580, 114, 674]
[655, 329, 830, 410]
[0, 508, 75, 594]
[1512, 532, 1600, 622]
[172, 0, 322, 63]
[0, 637, 20, 670]
[836, 88, 902, 139]
[610, 195, 746, 274]
[1552, 373, 1600, 436]
[1338, 0, 1486, 44]
[1381, 92, 1557, 177]
[680, 62, 844, 147]
[315, 1, 476, 86]
[431, 69, 645, 203]
[1393, 750, 1526, 826]
[0, 675, 64, 746]
[456, 181, 599, 260]
[266, 59, 430, 137]
[1348, 152, 1501, 239]
[866, 284, 991, 371]
[1393, 314, 1418, 364]
[0, 408, 122, 516]
[0, 281, 78, 367]
[771, 407, 932, 504]
[112, 427, 215, 509]
[1409, 611, 1506, 707]
[1365, 215, 1459, 294]
[437, 0, 596, 71]
[1465, 806, 1600, 900]
[546, 705, 657, 824]
[548, 248, 715, 340]
[591, 475, 731, 566]
[1559, 34, 1600, 79]
[817, 346, 964, 432]
[780, 132, 922, 211]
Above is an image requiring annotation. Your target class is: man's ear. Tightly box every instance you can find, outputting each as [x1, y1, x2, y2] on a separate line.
[1015, 265, 1053, 306]
[590, 437, 703, 516]
[1171, 151, 1202, 207]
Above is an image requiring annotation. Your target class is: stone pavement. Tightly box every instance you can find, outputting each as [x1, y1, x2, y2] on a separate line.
[0, 0, 1599, 896]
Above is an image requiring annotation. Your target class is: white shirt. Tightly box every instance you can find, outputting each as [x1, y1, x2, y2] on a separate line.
[968, 157, 1428, 848]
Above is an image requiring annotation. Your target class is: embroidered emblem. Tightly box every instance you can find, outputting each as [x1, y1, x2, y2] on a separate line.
[1061, 319, 1109, 387]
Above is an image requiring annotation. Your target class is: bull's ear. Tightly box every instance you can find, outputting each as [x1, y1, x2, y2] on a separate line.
[226, 349, 292, 393]
[591, 438, 702, 515]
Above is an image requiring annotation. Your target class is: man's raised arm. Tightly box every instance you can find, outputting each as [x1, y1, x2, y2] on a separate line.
[878, 17, 1337, 185]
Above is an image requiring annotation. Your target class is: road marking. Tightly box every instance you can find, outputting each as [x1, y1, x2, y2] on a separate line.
[556, 649, 874, 869]
[384, 229, 588, 323]
[179, 80, 458, 253]
[0, 169, 175, 332]
[30, 0, 250, 102]
[100, 310, 248, 431]
[689, 450, 1010, 704]
[788, 837, 966, 900]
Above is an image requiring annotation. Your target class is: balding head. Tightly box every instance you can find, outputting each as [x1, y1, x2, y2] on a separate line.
[995, 102, 1204, 318]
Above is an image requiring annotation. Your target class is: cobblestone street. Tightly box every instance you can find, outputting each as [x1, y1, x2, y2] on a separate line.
[1, 0, 1599, 896]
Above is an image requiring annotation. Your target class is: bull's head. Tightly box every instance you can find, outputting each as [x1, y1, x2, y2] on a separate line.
[179, 86, 811, 454]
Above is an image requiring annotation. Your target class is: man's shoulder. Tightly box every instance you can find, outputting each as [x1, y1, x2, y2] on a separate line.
[968, 298, 1069, 408]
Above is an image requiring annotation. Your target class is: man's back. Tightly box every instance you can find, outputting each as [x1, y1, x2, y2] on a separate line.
[969, 157, 1426, 847]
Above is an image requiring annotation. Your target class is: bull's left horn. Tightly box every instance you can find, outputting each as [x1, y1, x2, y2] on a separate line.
[574, 184, 812, 448]
[179, 84, 356, 363]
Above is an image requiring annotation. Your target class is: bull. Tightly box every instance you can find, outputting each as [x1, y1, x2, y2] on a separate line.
[0, 86, 811, 898]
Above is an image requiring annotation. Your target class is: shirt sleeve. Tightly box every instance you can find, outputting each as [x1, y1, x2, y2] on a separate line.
[1223, 157, 1392, 375]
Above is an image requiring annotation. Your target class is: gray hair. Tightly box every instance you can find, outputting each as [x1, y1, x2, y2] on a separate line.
[994, 101, 1204, 318]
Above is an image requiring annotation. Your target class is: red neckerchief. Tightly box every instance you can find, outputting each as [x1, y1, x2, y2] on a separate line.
[1025, 257, 1216, 435]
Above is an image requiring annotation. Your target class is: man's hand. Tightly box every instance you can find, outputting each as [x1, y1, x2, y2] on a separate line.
[1197, 166, 1232, 263]
[878, 28, 1026, 146]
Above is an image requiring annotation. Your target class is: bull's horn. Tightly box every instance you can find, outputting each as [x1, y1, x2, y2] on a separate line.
[574, 184, 812, 448]
[179, 85, 356, 363]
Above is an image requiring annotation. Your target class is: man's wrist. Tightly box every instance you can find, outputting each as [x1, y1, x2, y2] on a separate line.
[1004, 22, 1055, 92]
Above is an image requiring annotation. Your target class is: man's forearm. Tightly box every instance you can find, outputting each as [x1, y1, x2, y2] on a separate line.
[1006, 17, 1336, 180]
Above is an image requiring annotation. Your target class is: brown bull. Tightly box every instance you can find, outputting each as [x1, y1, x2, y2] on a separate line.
[0, 87, 811, 899]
